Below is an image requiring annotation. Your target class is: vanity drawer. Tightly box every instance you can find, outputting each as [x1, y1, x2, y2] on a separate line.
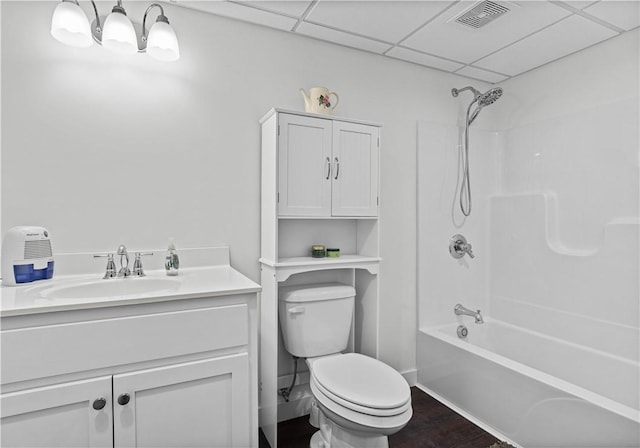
[1, 303, 248, 385]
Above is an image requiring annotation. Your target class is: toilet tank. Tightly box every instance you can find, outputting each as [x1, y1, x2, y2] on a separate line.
[279, 283, 355, 358]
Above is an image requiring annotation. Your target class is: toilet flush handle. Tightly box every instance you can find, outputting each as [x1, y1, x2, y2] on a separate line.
[288, 306, 305, 315]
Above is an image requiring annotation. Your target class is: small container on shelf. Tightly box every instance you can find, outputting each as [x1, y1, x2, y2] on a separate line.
[326, 248, 340, 258]
[311, 245, 326, 258]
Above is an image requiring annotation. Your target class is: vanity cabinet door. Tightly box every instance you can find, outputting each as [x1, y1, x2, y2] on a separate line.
[331, 121, 379, 217]
[0, 376, 113, 448]
[113, 354, 250, 448]
[278, 114, 333, 217]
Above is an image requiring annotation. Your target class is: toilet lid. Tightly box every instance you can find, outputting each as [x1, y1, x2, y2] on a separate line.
[311, 353, 410, 410]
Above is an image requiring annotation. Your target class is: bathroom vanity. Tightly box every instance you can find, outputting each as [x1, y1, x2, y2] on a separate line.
[0, 247, 260, 448]
[259, 109, 382, 447]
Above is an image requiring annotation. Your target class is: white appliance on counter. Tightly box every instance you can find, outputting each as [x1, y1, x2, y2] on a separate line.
[1, 226, 54, 286]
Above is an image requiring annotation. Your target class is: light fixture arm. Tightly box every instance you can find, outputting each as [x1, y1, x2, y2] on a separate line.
[89, 0, 101, 34]
[142, 3, 169, 43]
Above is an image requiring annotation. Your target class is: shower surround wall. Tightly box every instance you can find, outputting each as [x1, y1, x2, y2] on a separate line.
[417, 30, 639, 446]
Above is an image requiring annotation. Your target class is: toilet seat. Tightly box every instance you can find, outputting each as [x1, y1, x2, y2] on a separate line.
[310, 353, 411, 411]
[308, 352, 412, 432]
[310, 380, 413, 433]
[311, 374, 412, 417]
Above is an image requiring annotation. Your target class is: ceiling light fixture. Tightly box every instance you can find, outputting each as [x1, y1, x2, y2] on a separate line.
[50, 0, 180, 62]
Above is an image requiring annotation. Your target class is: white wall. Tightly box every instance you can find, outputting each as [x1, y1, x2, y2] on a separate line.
[491, 28, 639, 128]
[0, 1, 474, 374]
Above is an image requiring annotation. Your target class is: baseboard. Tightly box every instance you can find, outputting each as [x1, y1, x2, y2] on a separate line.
[277, 383, 314, 422]
[415, 383, 523, 448]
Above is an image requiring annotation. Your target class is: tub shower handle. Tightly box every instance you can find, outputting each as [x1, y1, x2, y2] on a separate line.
[449, 234, 475, 259]
[464, 242, 475, 258]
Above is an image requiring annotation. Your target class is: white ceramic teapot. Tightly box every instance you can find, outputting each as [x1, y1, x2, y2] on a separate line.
[300, 87, 339, 115]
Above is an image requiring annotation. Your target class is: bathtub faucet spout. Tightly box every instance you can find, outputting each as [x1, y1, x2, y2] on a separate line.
[454, 303, 484, 324]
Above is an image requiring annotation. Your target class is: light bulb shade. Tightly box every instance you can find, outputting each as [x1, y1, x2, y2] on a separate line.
[51, 1, 92, 48]
[147, 21, 180, 62]
[102, 11, 138, 55]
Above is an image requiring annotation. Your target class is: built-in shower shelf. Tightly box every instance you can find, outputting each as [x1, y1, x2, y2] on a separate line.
[490, 193, 639, 256]
[259, 255, 380, 281]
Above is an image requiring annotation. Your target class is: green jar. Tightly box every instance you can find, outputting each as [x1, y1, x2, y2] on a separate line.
[326, 248, 340, 258]
[311, 245, 326, 258]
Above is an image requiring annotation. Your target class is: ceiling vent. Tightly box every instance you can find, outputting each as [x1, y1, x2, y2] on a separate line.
[453, 0, 510, 29]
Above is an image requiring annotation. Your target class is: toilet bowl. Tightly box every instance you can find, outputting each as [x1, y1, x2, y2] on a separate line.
[308, 353, 412, 446]
[278, 284, 413, 448]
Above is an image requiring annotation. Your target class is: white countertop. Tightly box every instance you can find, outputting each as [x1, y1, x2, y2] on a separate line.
[0, 266, 261, 317]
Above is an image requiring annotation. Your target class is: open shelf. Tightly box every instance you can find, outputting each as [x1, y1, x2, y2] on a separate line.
[259, 254, 380, 281]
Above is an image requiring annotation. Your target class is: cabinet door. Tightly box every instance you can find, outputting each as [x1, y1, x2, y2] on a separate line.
[332, 121, 379, 217]
[278, 114, 332, 216]
[0, 376, 113, 448]
[113, 354, 250, 448]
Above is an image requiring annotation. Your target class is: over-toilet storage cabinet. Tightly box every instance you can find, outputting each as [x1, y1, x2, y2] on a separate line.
[0, 294, 258, 448]
[259, 108, 381, 448]
[277, 112, 379, 217]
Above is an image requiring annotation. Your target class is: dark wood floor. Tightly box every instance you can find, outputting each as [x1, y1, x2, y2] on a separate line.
[261, 387, 501, 448]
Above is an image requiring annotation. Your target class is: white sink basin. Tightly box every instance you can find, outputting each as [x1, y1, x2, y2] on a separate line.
[28, 277, 181, 300]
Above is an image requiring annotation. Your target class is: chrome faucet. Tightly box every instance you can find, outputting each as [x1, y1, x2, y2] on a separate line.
[117, 244, 131, 278]
[94, 246, 152, 279]
[454, 303, 484, 324]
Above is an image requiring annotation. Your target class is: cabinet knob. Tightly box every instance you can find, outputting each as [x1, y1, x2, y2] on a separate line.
[92, 397, 107, 410]
[117, 393, 131, 406]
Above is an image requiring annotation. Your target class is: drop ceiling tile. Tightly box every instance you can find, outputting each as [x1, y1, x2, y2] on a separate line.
[456, 65, 509, 83]
[241, 1, 314, 18]
[386, 46, 465, 72]
[305, 1, 452, 43]
[296, 21, 393, 54]
[177, 1, 298, 31]
[555, 1, 599, 10]
[474, 14, 618, 76]
[402, 0, 571, 63]
[584, 0, 640, 30]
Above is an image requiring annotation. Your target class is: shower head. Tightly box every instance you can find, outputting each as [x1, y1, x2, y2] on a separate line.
[467, 87, 503, 124]
[477, 87, 503, 107]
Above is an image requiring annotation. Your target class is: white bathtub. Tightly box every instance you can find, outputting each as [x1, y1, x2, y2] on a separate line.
[417, 320, 640, 447]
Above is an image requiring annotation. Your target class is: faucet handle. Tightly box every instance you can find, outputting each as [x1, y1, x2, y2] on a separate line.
[449, 234, 475, 259]
[465, 242, 475, 258]
[94, 253, 117, 279]
[132, 252, 154, 277]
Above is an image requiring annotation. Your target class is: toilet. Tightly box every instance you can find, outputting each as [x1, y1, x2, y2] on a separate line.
[279, 283, 412, 448]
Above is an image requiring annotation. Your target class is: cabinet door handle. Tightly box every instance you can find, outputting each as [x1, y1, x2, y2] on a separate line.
[325, 157, 331, 180]
[117, 393, 131, 406]
[92, 397, 107, 410]
[334, 157, 340, 180]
